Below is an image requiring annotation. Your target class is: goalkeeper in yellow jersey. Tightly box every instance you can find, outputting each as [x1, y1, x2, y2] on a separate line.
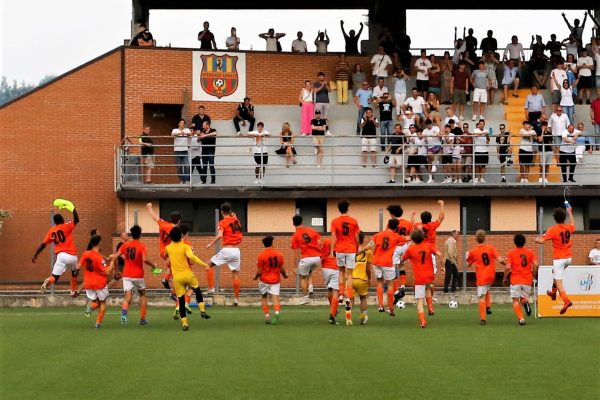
[164, 226, 211, 331]
[352, 232, 372, 325]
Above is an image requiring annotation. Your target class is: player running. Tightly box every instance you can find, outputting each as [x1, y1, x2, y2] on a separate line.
[321, 238, 341, 325]
[254, 236, 287, 324]
[400, 229, 442, 328]
[467, 230, 506, 325]
[206, 202, 243, 306]
[352, 232, 372, 325]
[412, 200, 445, 314]
[387, 204, 413, 304]
[535, 205, 575, 314]
[503, 234, 538, 325]
[77, 234, 114, 328]
[330, 200, 360, 319]
[371, 219, 404, 316]
[165, 226, 211, 331]
[32, 201, 80, 295]
[291, 215, 322, 305]
[114, 225, 160, 325]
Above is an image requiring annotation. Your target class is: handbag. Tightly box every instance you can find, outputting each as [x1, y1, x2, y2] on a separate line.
[383, 155, 390, 164]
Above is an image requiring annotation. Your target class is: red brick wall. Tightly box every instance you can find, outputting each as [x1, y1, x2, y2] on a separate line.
[0, 50, 122, 282]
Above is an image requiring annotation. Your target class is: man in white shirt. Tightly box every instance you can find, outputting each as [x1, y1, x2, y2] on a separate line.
[291, 31, 307, 53]
[472, 120, 490, 183]
[503, 35, 526, 64]
[314, 30, 330, 54]
[372, 77, 389, 99]
[589, 239, 600, 265]
[422, 119, 441, 183]
[550, 61, 568, 112]
[370, 46, 392, 86]
[414, 49, 432, 96]
[403, 88, 426, 126]
[259, 28, 285, 51]
[576, 49, 594, 104]
[548, 107, 570, 151]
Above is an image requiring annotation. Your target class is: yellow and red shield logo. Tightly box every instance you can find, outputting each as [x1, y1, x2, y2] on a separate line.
[200, 54, 238, 99]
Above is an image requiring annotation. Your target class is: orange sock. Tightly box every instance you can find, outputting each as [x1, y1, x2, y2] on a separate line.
[387, 288, 394, 311]
[274, 304, 281, 313]
[122, 302, 129, 311]
[418, 311, 426, 323]
[377, 286, 384, 308]
[345, 310, 352, 320]
[206, 268, 215, 289]
[96, 304, 106, 325]
[479, 300, 486, 320]
[69, 276, 78, 292]
[47, 276, 56, 285]
[512, 302, 524, 320]
[262, 304, 269, 315]
[345, 286, 354, 300]
[327, 292, 333, 304]
[485, 292, 492, 308]
[185, 295, 191, 304]
[393, 279, 399, 293]
[339, 281, 345, 298]
[91, 301, 99, 310]
[330, 297, 338, 317]
[426, 296, 434, 312]
[233, 277, 241, 298]
[140, 303, 147, 320]
[399, 275, 406, 287]
[560, 291, 570, 303]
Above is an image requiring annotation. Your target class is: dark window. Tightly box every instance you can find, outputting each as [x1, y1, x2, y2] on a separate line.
[295, 199, 327, 233]
[160, 200, 247, 233]
[537, 197, 596, 232]
[460, 198, 490, 232]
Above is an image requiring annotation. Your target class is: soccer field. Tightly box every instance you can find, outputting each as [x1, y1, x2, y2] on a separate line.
[1, 305, 599, 400]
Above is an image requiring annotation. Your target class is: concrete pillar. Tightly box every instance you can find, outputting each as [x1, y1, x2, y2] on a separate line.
[363, 2, 408, 56]
[131, 0, 149, 37]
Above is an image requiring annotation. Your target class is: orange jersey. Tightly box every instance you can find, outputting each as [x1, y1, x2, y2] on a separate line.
[394, 218, 413, 242]
[372, 230, 403, 267]
[320, 239, 338, 270]
[402, 242, 437, 285]
[256, 248, 284, 284]
[413, 220, 441, 245]
[219, 215, 243, 246]
[467, 244, 500, 286]
[543, 224, 575, 259]
[157, 219, 174, 259]
[291, 226, 322, 258]
[81, 250, 109, 290]
[506, 247, 537, 285]
[330, 215, 360, 253]
[118, 240, 147, 278]
[43, 222, 77, 255]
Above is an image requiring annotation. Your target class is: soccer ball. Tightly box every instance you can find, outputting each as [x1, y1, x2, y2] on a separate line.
[448, 300, 459, 308]
[214, 79, 224, 88]
[395, 300, 406, 309]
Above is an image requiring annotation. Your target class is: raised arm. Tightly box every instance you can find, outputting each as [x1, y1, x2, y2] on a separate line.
[437, 200, 445, 223]
[562, 13, 573, 31]
[146, 202, 160, 223]
[356, 22, 364, 38]
[72, 208, 79, 225]
[566, 205, 574, 228]
[340, 20, 348, 38]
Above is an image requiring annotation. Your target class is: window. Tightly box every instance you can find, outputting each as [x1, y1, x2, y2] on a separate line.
[295, 199, 327, 233]
[460, 198, 490, 232]
[160, 200, 247, 233]
[538, 197, 596, 232]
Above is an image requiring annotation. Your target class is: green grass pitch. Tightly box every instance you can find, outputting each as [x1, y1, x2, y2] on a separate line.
[1, 304, 599, 400]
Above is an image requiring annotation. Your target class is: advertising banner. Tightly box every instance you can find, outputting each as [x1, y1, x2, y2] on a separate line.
[537, 266, 600, 317]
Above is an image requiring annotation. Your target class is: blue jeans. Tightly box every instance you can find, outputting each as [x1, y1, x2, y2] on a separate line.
[563, 106, 574, 125]
[594, 124, 600, 148]
[380, 120, 393, 150]
[356, 107, 369, 133]
[174, 151, 190, 183]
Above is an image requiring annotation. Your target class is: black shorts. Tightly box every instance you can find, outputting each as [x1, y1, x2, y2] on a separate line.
[518, 149, 533, 165]
[528, 111, 542, 122]
[474, 153, 489, 165]
[254, 153, 269, 165]
[578, 76, 592, 89]
[407, 155, 426, 166]
[442, 154, 453, 164]
[416, 79, 429, 93]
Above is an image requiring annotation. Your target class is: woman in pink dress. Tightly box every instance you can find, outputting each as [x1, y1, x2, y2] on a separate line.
[299, 80, 314, 135]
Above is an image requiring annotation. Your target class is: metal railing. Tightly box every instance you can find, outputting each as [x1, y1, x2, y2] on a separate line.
[408, 47, 564, 61]
[115, 134, 600, 189]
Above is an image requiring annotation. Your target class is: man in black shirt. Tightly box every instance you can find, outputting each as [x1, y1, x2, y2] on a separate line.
[340, 20, 364, 55]
[448, 119, 462, 137]
[191, 105, 211, 132]
[378, 93, 395, 151]
[495, 123, 512, 183]
[386, 123, 405, 183]
[464, 28, 478, 61]
[129, 24, 154, 46]
[360, 108, 380, 168]
[199, 121, 217, 184]
[233, 97, 255, 134]
[198, 21, 217, 50]
[545, 34, 563, 66]
[480, 30, 498, 57]
[536, 121, 553, 184]
[311, 111, 327, 167]
[140, 125, 154, 184]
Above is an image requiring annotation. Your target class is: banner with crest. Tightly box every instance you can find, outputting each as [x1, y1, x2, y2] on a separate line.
[193, 51, 246, 102]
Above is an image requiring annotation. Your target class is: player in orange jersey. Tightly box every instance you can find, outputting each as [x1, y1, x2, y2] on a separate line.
[330, 199, 360, 324]
[412, 200, 445, 314]
[352, 232, 372, 325]
[387, 204, 413, 304]
[32, 206, 80, 295]
[146, 202, 183, 291]
[77, 234, 115, 328]
[291, 215, 322, 305]
[400, 229, 442, 328]
[467, 230, 506, 325]
[321, 238, 341, 325]
[115, 225, 160, 326]
[254, 236, 288, 324]
[504, 234, 538, 325]
[535, 206, 575, 314]
[206, 202, 243, 305]
[370, 219, 405, 316]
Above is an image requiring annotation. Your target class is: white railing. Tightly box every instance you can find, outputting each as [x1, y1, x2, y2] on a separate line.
[116, 134, 600, 189]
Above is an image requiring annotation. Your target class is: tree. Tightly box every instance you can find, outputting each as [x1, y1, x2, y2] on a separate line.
[0, 75, 57, 106]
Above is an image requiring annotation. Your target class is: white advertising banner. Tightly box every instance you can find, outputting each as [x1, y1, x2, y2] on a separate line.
[192, 51, 246, 102]
[537, 265, 600, 317]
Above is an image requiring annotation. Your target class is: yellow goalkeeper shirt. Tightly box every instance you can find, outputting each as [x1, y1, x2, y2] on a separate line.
[164, 241, 207, 276]
[353, 249, 372, 281]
